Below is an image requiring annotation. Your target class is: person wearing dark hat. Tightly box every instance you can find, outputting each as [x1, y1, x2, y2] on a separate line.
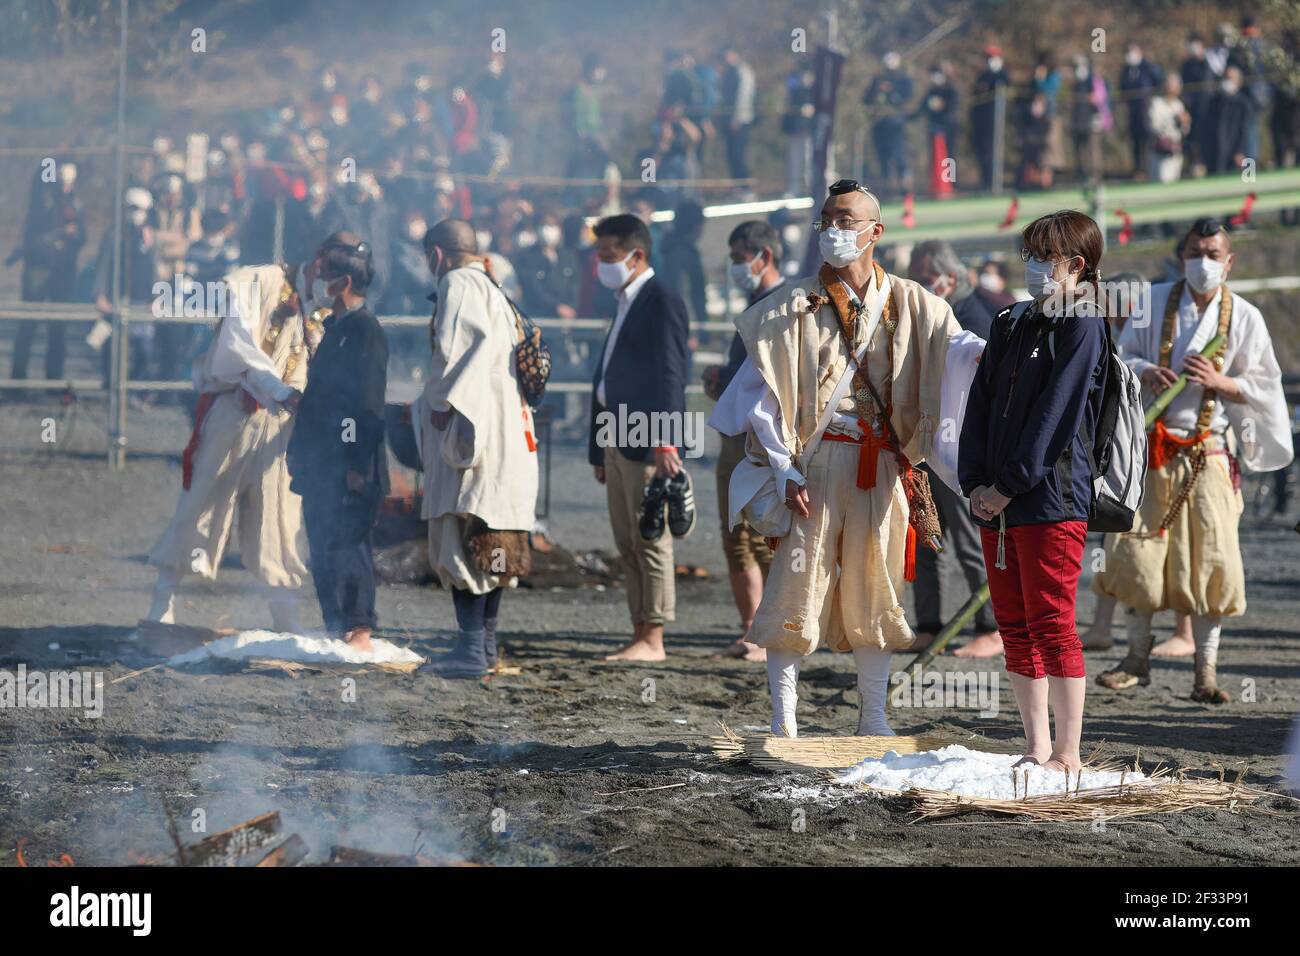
[286, 231, 389, 651]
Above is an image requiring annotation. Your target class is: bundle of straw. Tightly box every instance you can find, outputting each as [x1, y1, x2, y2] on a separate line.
[709, 724, 1018, 773]
[905, 765, 1279, 823]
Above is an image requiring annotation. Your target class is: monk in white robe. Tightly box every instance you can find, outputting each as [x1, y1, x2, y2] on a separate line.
[415, 219, 539, 677]
[1095, 220, 1292, 701]
[710, 182, 983, 736]
[147, 263, 317, 629]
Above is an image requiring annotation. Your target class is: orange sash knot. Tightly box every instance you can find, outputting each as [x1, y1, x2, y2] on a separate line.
[1148, 418, 1209, 471]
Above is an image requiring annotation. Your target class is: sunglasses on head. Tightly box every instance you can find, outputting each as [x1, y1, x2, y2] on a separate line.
[321, 237, 372, 258]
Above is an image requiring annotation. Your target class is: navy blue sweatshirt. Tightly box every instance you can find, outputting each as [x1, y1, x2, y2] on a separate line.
[958, 299, 1107, 528]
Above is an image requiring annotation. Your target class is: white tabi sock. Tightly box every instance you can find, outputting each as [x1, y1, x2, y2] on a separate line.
[1191, 615, 1223, 669]
[147, 568, 182, 624]
[766, 648, 802, 737]
[852, 645, 896, 736]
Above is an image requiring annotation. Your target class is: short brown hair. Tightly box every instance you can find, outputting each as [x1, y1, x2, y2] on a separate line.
[1021, 210, 1104, 286]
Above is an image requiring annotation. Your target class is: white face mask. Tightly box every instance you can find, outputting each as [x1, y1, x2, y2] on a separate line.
[730, 256, 764, 292]
[1184, 256, 1226, 294]
[311, 276, 336, 304]
[978, 271, 1002, 293]
[818, 224, 872, 268]
[128, 208, 148, 227]
[597, 251, 636, 290]
[407, 219, 427, 242]
[1024, 257, 1062, 299]
[539, 224, 562, 247]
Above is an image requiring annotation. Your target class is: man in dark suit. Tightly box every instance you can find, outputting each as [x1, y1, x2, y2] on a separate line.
[588, 214, 689, 662]
[907, 239, 1008, 657]
[286, 232, 389, 652]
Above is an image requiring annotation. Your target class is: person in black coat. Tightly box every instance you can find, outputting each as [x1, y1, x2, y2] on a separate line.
[286, 232, 389, 650]
[588, 214, 689, 662]
[9, 160, 84, 382]
[958, 211, 1108, 775]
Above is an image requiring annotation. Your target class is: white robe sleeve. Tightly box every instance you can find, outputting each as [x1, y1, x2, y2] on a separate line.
[1224, 303, 1294, 473]
[707, 355, 805, 488]
[929, 329, 985, 495]
[204, 295, 291, 406]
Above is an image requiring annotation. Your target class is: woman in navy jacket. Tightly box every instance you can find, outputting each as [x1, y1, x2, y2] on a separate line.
[958, 210, 1108, 776]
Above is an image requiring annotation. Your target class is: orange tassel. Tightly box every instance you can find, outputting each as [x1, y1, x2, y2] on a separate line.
[1149, 419, 1209, 470]
[904, 523, 917, 582]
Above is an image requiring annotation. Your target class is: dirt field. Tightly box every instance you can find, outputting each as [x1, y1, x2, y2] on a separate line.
[2, 396, 1299, 867]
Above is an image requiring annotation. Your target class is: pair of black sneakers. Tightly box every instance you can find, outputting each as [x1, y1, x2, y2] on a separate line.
[639, 469, 696, 541]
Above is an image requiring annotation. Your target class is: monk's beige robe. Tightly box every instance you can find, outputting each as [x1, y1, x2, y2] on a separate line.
[738, 271, 959, 654]
[149, 264, 309, 588]
[1094, 283, 1293, 617]
[416, 261, 539, 594]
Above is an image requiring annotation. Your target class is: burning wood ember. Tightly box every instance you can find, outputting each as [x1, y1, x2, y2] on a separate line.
[255, 834, 309, 868]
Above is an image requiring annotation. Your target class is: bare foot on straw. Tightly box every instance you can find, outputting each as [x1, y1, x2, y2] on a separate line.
[1040, 753, 1082, 775]
[344, 627, 374, 654]
[713, 639, 766, 662]
[603, 639, 666, 662]
[953, 630, 1003, 658]
[1151, 633, 1195, 658]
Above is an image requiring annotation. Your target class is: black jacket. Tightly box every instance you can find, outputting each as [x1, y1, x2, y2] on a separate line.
[288, 304, 390, 495]
[958, 299, 1107, 528]
[588, 274, 690, 465]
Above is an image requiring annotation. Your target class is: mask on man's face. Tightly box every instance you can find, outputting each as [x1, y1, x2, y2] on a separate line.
[818, 223, 873, 268]
[1183, 256, 1226, 294]
[597, 251, 636, 290]
[730, 255, 764, 292]
[128, 208, 148, 227]
[311, 275, 339, 305]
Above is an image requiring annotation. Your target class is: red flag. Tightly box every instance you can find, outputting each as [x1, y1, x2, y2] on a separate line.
[1115, 208, 1134, 245]
[997, 195, 1020, 231]
[1228, 191, 1257, 226]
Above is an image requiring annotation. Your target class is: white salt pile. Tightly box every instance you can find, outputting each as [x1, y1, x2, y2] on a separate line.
[833, 744, 1155, 799]
[168, 630, 423, 668]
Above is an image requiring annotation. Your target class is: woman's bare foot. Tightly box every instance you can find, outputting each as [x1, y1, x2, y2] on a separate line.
[1151, 633, 1195, 658]
[343, 627, 374, 654]
[603, 639, 666, 662]
[713, 640, 766, 662]
[909, 632, 937, 652]
[953, 630, 1003, 658]
[1040, 753, 1082, 775]
[1013, 754, 1047, 768]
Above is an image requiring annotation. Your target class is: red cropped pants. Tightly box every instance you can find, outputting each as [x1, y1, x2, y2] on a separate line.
[979, 520, 1088, 679]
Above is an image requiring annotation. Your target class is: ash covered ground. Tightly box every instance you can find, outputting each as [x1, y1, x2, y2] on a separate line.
[2, 396, 1298, 867]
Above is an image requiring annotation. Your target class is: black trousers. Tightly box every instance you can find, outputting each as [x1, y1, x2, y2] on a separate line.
[912, 464, 998, 635]
[300, 482, 378, 633]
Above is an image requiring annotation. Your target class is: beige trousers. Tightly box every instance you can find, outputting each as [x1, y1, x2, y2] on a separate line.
[149, 390, 307, 589]
[1093, 447, 1245, 618]
[604, 447, 675, 627]
[749, 439, 914, 656]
